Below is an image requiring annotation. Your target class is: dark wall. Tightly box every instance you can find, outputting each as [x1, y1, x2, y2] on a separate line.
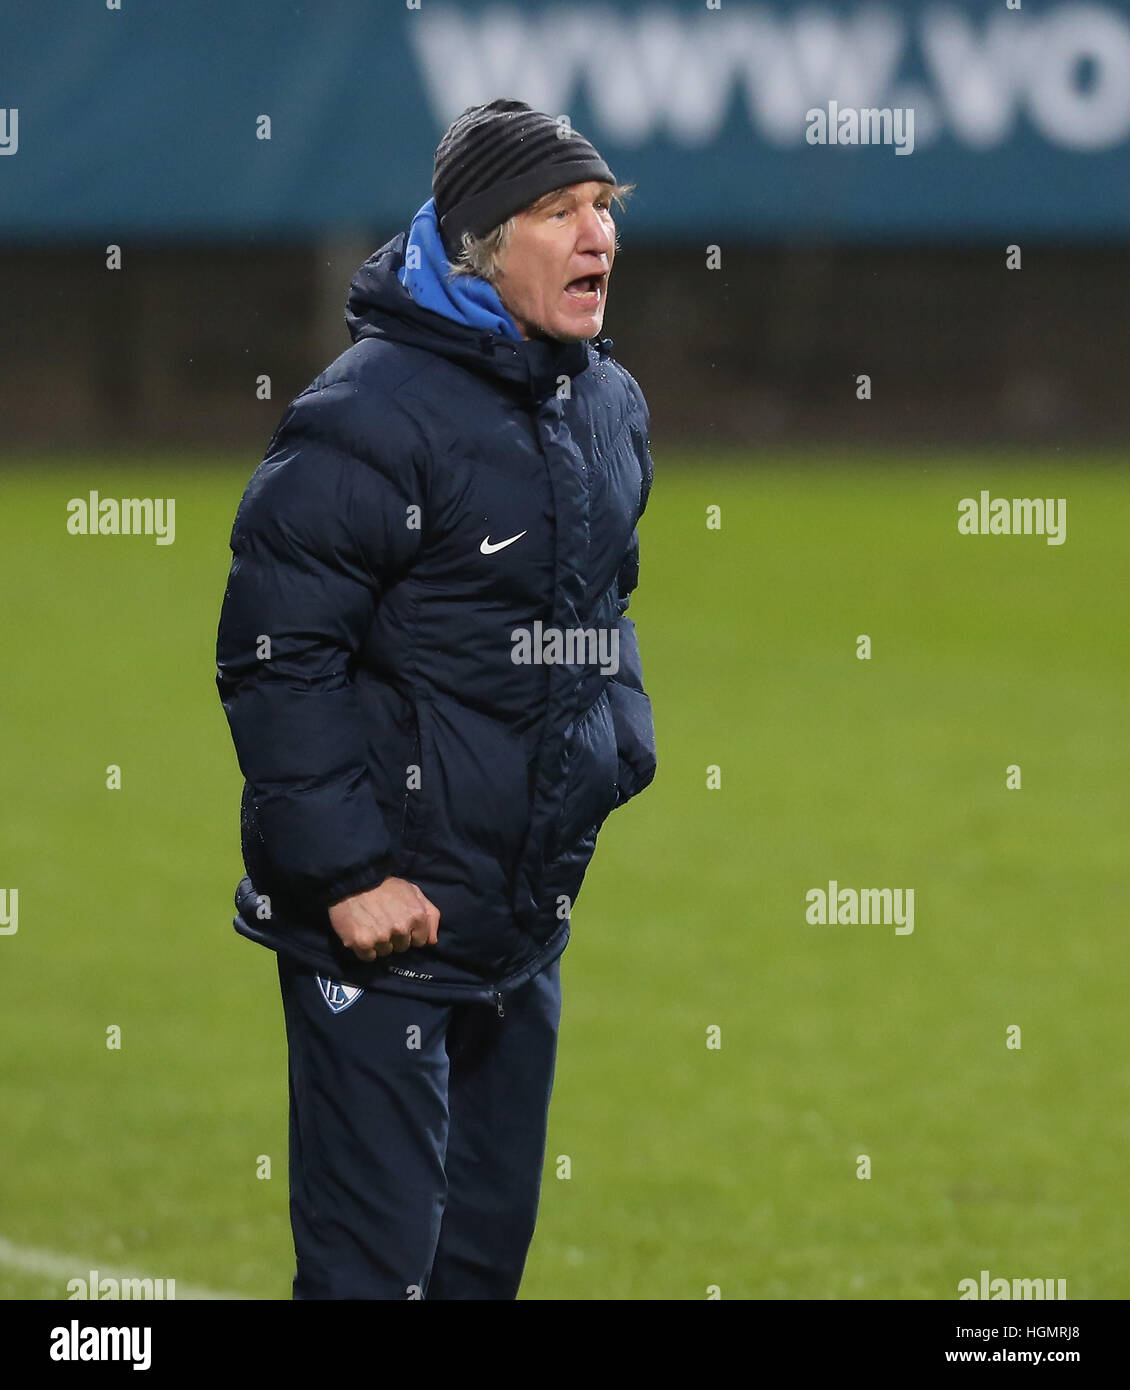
[3, 241, 1126, 453]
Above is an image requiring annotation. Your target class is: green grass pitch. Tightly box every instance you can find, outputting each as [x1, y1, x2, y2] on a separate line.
[0, 448, 1126, 1299]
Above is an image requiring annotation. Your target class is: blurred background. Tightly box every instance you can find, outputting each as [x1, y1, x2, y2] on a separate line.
[1, 0, 1128, 1301]
[4, 0, 1130, 447]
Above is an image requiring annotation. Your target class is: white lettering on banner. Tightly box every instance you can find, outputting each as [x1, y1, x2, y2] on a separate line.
[409, 4, 1130, 153]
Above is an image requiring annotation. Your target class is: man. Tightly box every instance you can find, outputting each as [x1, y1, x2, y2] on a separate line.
[215, 99, 656, 1300]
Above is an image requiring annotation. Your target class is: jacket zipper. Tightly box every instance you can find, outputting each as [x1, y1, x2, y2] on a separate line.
[494, 989, 506, 1019]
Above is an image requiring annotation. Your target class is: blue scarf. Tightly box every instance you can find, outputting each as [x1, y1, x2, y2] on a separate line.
[397, 198, 523, 341]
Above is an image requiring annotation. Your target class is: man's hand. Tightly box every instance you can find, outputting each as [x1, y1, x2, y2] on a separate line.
[328, 877, 440, 962]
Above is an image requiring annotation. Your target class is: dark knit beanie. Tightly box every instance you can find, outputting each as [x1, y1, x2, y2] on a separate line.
[433, 98, 615, 260]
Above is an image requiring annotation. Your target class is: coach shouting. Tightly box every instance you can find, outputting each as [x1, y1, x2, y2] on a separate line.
[215, 99, 656, 1300]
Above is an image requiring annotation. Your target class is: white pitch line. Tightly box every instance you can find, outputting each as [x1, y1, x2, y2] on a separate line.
[0, 1235, 249, 1300]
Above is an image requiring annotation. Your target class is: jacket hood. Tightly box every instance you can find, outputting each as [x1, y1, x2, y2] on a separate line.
[346, 231, 600, 404]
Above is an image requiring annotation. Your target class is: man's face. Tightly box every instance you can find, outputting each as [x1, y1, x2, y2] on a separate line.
[493, 180, 616, 344]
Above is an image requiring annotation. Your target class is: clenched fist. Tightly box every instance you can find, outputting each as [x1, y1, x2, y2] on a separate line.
[328, 877, 440, 962]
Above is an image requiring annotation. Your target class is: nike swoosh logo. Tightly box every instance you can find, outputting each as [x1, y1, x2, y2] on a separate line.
[480, 531, 527, 555]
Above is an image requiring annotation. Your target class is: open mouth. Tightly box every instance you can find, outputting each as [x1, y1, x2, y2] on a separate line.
[564, 273, 606, 304]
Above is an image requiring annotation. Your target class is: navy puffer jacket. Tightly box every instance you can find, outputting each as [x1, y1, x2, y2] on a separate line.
[216, 230, 656, 1008]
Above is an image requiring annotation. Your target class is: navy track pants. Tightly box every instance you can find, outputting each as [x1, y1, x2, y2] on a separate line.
[275, 952, 562, 1300]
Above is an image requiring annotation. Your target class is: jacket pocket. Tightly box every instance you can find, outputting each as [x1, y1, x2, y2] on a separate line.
[405, 694, 533, 879]
[355, 672, 423, 868]
[553, 687, 620, 855]
[400, 699, 425, 858]
[605, 678, 657, 805]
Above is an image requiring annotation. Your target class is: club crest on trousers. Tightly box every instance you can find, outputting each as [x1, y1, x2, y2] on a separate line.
[317, 977, 364, 1014]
